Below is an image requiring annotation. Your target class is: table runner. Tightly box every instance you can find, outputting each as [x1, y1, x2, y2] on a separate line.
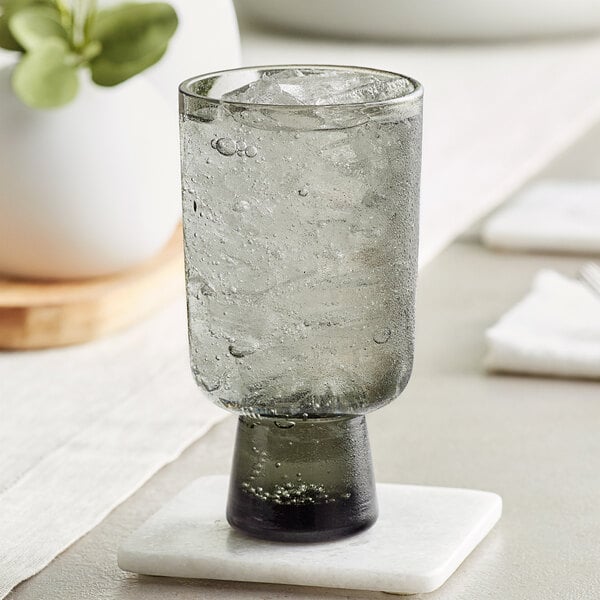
[0, 298, 226, 598]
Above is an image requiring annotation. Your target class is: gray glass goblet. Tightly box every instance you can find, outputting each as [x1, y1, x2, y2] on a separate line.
[179, 65, 423, 542]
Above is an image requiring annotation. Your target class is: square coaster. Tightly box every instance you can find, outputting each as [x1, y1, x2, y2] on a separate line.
[118, 475, 501, 594]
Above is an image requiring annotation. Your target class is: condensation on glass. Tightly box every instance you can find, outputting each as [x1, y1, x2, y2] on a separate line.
[179, 66, 423, 542]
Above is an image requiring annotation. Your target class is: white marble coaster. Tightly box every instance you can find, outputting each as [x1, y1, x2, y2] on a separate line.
[118, 475, 501, 595]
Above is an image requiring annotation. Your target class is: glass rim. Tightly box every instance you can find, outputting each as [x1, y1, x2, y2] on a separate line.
[179, 64, 423, 110]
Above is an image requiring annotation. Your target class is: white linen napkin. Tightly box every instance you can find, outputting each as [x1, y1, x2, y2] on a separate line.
[0, 298, 226, 599]
[482, 180, 600, 254]
[484, 269, 600, 379]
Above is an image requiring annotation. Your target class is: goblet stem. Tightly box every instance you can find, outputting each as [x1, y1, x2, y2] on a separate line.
[226, 415, 378, 542]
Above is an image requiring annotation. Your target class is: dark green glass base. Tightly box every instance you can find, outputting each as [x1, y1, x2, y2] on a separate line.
[226, 415, 378, 542]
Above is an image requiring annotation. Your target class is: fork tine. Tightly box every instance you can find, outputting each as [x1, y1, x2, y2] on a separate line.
[579, 262, 600, 296]
[583, 262, 600, 273]
[585, 264, 600, 285]
[581, 262, 600, 277]
[580, 262, 600, 286]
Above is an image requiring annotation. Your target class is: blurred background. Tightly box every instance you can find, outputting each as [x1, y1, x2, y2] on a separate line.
[1, 1, 600, 599]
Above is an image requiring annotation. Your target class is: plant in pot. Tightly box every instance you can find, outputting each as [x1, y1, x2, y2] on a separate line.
[0, 0, 182, 279]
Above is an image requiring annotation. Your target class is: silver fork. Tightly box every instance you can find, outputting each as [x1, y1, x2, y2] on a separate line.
[579, 262, 600, 297]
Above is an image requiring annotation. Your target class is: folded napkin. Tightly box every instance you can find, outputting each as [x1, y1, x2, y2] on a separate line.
[484, 270, 600, 379]
[482, 180, 600, 254]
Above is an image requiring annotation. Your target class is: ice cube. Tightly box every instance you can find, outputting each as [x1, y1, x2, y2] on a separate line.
[222, 70, 414, 106]
[324, 76, 415, 105]
[222, 70, 306, 105]
[274, 71, 375, 105]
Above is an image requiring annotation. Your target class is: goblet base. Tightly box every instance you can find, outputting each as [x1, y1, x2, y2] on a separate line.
[226, 415, 378, 542]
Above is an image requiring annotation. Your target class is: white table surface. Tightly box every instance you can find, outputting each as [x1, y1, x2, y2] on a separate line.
[239, 21, 600, 266]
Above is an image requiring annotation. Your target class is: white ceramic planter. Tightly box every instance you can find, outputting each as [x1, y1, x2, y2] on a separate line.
[0, 66, 181, 279]
[0, 0, 241, 280]
[144, 0, 241, 105]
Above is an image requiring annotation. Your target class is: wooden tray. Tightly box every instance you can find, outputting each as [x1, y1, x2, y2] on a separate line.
[0, 226, 184, 350]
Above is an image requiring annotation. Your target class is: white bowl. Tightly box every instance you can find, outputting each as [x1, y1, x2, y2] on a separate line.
[236, 0, 600, 41]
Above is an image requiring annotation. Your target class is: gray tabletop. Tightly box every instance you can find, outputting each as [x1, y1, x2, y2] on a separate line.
[10, 237, 600, 600]
[10, 123, 600, 599]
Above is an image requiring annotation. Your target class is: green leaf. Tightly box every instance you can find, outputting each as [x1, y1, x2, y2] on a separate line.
[0, 19, 18, 50]
[91, 43, 167, 86]
[12, 37, 79, 108]
[89, 2, 177, 86]
[8, 5, 67, 51]
[80, 39, 101, 61]
[0, 0, 47, 50]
